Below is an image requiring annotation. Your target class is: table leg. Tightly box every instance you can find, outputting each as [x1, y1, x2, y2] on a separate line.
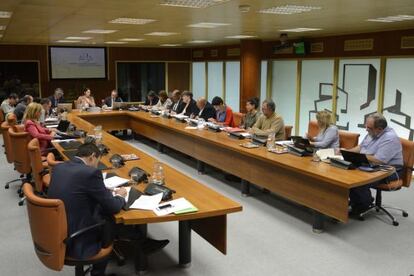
[241, 180, 250, 197]
[313, 211, 325, 233]
[197, 160, 205, 174]
[179, 220, 191, 267]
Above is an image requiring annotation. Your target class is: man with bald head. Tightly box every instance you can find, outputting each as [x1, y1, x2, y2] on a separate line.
[193, 97, 216, 121]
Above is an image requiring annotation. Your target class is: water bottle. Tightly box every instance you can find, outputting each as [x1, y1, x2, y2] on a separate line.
[151, 162, 165, 185]
[267, 133, 275, 150]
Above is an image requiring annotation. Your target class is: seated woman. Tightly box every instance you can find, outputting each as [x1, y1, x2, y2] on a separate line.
[77, 88, 96, 108]
[209, 96, 235, 127]
[153, 90, 173, 110]
[307, 110, 339, 149]
[240, 97, 260, 129]
[24, 102, 56, 156]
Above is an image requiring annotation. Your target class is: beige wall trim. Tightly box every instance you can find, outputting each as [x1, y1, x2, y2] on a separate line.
[332, 58, 340, 122]
[378, 57, 387, 112]
[295, 60, 302, 136]
[266, 60, 273, 100]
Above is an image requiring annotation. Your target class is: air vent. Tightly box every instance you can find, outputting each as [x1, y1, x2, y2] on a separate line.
[310, 42, 324, 53]
[210, 49, 218, 57]
[227, 48, 240, 56]
[193, 50, 204, 58]
[344, 39, 374, 51]
[401, 36, 414, 49]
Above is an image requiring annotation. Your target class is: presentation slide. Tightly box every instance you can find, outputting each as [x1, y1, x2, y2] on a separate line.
[50, 47, 107, 79]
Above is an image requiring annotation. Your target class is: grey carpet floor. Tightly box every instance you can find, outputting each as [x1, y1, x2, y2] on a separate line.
[1, 135, 413, 276]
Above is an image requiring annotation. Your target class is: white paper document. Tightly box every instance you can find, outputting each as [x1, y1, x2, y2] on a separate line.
[153, 197, 195, 216]
[46, 124, 59, 129]
[104, 176, 129, 189]
[51, 138, 76, 143]
[129, 193, 163, 210]
[316, 148, 343, 161]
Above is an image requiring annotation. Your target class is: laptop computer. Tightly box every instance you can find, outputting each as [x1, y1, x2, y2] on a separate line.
[57, 103, 73, 113]
[112, 102, 128, 110]
[291, 136, 313, 153]
[56, 120, 70, 132]
[340, 150, 378, 168]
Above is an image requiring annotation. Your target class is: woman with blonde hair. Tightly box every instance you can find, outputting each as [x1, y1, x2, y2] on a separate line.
[77, 87, 96, 108]
[24, 102, 56, 155]
[308, 110, 339, 149]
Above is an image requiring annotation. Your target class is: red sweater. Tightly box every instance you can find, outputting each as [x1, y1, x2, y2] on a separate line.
[25, 119, 53, 155]
[222, 106, 235, 127]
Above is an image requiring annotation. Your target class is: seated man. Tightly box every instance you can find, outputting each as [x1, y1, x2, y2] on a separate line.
[48, 88, 65, 109]
[249, 99, 285, 140]
[193, 97, 216, 121]
[103, 89, 123, 108]
[48, 143, 126, 275]
[170, 90, 185, 114]
[348, 113, 403, 215]
[1, 93, 18, 115]
[179, 91, 199, 117]
[14, 94, 33, 122]
[209, 96, 235, 127]
[144, 91, 159, 106]
[39, 98, 52, 124]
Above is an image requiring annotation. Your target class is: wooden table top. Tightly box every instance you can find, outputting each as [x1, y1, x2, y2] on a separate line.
[76, 110, 391, 189]
[55, 112, 242, 225]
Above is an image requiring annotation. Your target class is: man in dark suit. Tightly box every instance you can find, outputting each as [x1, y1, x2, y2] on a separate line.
[170, 90, 185, 114]
[144, 90, 159, 106]
[14, 94, 33, 122]
[180, 91, 199, 117]
[194, 97, 216, 121]
[48, 143, 127, 275]
[48, 88, 65, 109]
[103, 89, 123, 108]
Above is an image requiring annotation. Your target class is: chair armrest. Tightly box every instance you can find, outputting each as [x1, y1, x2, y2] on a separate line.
[64, 220, 107, 244]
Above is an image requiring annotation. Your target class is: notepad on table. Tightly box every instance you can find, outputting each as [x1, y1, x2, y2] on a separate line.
[153, 197, 197, 216]
[104, 176, 129, 189]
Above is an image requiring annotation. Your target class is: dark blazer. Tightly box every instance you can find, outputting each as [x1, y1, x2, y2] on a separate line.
[47, 158, 125, 259]
[196, 102, 216, 121]
[170, 99, 185, 114]
[13, 102, 27, 122]
[103, 96, 123, 107]
[144, 96, 159, 106]
[48, 95, 65, 109]
[182, 99, 199, 117]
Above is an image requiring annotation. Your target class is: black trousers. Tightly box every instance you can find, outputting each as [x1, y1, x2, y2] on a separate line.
[349, 168, 402, 209]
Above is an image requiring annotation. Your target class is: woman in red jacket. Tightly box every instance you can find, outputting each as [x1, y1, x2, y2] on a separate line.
[23, 102, 56, 156]
[208, 96, 235, 127]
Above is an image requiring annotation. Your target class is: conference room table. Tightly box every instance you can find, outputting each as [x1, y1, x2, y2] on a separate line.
[69, 110, 392, 232]
[53, 112, 243, 273]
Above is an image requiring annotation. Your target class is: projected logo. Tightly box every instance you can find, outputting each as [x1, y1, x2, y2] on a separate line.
[78, 53, 94, 63]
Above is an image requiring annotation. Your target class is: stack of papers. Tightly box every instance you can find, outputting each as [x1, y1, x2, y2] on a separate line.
[172, 114, 189, 120]
[129, 193, 163, 210]
[104, 176, 129, 189]
[153, 197, 198, 216]
[317, 148, 343, 161]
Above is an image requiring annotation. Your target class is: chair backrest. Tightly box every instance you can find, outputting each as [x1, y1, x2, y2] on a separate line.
[28, 138, 46, 192]
[0, 110, 4, 133]
[400, 138, 414, 188]
[46, 152, 63, 173]
[8, 126, 32, 174]
[233, 112, 245, 127]
[1, 121, 14, 163]
[307, 120, 320, 138]
[338, 130, 360, 149]
[284, 125, 293, 140]
[23, 183, 67, 271]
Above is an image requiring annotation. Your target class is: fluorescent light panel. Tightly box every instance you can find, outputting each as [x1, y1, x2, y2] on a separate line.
[160, 0, 231, 9]
[105, 41, 127, 44]
[259, 5, 321, 15]
[366, 15, 414, 23]
[0, 11, 12, 18]
[160, 44, 182, 46]
[188, 40, 213, 43]
[109, 18, 156, 25]
[83, 29, 117, 34]
[0, 26, 6, 31]
[145, 32, 178, 36]
[119, 38, 144, 41]
[226, 35, 256, 39]
[188, 22, 230, 28]
[279, 28, 322, 32]
[56, 40, 81, 43]
[65, 36, 92, 40]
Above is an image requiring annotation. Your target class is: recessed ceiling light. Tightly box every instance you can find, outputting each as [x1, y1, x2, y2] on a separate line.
[225, 35, 257, 39]
[56, 40, 81, 43]
[279, 28, 322, 32]
[119, 38, 145, 42]
[109, 18, 156, 25]
[105, 41, 128, 44]
[366, 15, 414, 23]
[0, 34, 3, 38]
[0, 26, 6, 31]
[160, 0, 231, 9]
[145, 32, 178, 36]
[188, 40, 213, 44]
[188, 22, 230, 28]
[258, 5, 321, 15]
[83, 29, 117, 34]
[65, 36, 92, 40]
[0, 11, 12, 18]
[160, 44, 182, 47]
